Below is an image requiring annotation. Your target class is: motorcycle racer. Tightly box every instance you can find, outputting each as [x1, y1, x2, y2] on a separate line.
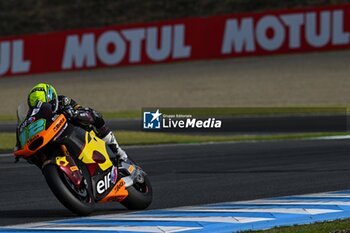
[17, 83, 127, 163]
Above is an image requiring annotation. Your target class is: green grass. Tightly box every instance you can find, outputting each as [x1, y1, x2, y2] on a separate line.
[123, 107, 349, 119]
[0, 133, 15, 152]
[244, 218, 350, 233]
[101, 111, 141, 119]
[154, 107, 348, 117]
[115, 131, 350, 146]
[0, 110, 140, 122]
[2, 131, 349, 152]
[1, 107, 348, 122]
[0, 115, 17, 121]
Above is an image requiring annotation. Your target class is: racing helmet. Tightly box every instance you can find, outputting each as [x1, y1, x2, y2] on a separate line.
[27, 83, 58, 113]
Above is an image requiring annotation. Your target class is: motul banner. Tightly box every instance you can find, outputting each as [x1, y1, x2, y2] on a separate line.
[1, 4, 350, 77]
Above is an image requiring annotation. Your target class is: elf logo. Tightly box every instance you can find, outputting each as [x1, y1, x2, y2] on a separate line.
[96, 172, 111, 194]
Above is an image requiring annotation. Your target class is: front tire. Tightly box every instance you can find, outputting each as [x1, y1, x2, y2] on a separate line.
[121, 175, 153, 210]
[42, 164, 94, 215]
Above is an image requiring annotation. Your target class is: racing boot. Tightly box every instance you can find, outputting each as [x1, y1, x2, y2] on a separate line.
[102, 131, 128, 164]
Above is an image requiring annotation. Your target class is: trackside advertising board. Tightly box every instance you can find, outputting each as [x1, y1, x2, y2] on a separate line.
[1, 4, 350, 77]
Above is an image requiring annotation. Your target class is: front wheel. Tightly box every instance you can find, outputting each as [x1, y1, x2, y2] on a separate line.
[42, 164, 94, 215]
[121, 175, 153, 210]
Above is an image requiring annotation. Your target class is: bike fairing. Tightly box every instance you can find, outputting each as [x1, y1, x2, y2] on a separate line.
[14, 95, 152, 215]
[18, 103, 120, 201]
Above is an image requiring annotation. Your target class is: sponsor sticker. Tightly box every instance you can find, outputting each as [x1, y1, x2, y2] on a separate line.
[96, 172, 111, 194]
[53, 117, 65, 132]
[111, 166, 118, 184]
[70, 166, 79, 172]
[128, 165, 135, 174]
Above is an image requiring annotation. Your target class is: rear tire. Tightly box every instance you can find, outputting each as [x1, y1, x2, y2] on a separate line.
[121, 175, 153, 210]
[42, 164, 94, 215]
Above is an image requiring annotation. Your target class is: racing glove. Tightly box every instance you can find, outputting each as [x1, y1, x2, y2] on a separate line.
[75, 108, 95, 126]
[62, 105, 78, 120]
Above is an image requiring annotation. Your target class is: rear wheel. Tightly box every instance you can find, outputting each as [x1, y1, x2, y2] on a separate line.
[42, 163, 94, 215]
[121, 175, 153, 210]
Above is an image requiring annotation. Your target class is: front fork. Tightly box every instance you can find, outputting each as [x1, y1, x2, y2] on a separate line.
[98, 160, 146, 203]
[119, 161, 147, 188]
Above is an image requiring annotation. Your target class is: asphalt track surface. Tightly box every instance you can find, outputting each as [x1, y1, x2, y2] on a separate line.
[1, 139, 350, 227]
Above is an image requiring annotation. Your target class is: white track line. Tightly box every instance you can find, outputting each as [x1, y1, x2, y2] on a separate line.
[5, 225, 200, 233]
[177, 207, 341, 215]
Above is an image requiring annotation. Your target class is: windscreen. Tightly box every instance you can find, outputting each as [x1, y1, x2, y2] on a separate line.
[16, 102, 29, 124]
